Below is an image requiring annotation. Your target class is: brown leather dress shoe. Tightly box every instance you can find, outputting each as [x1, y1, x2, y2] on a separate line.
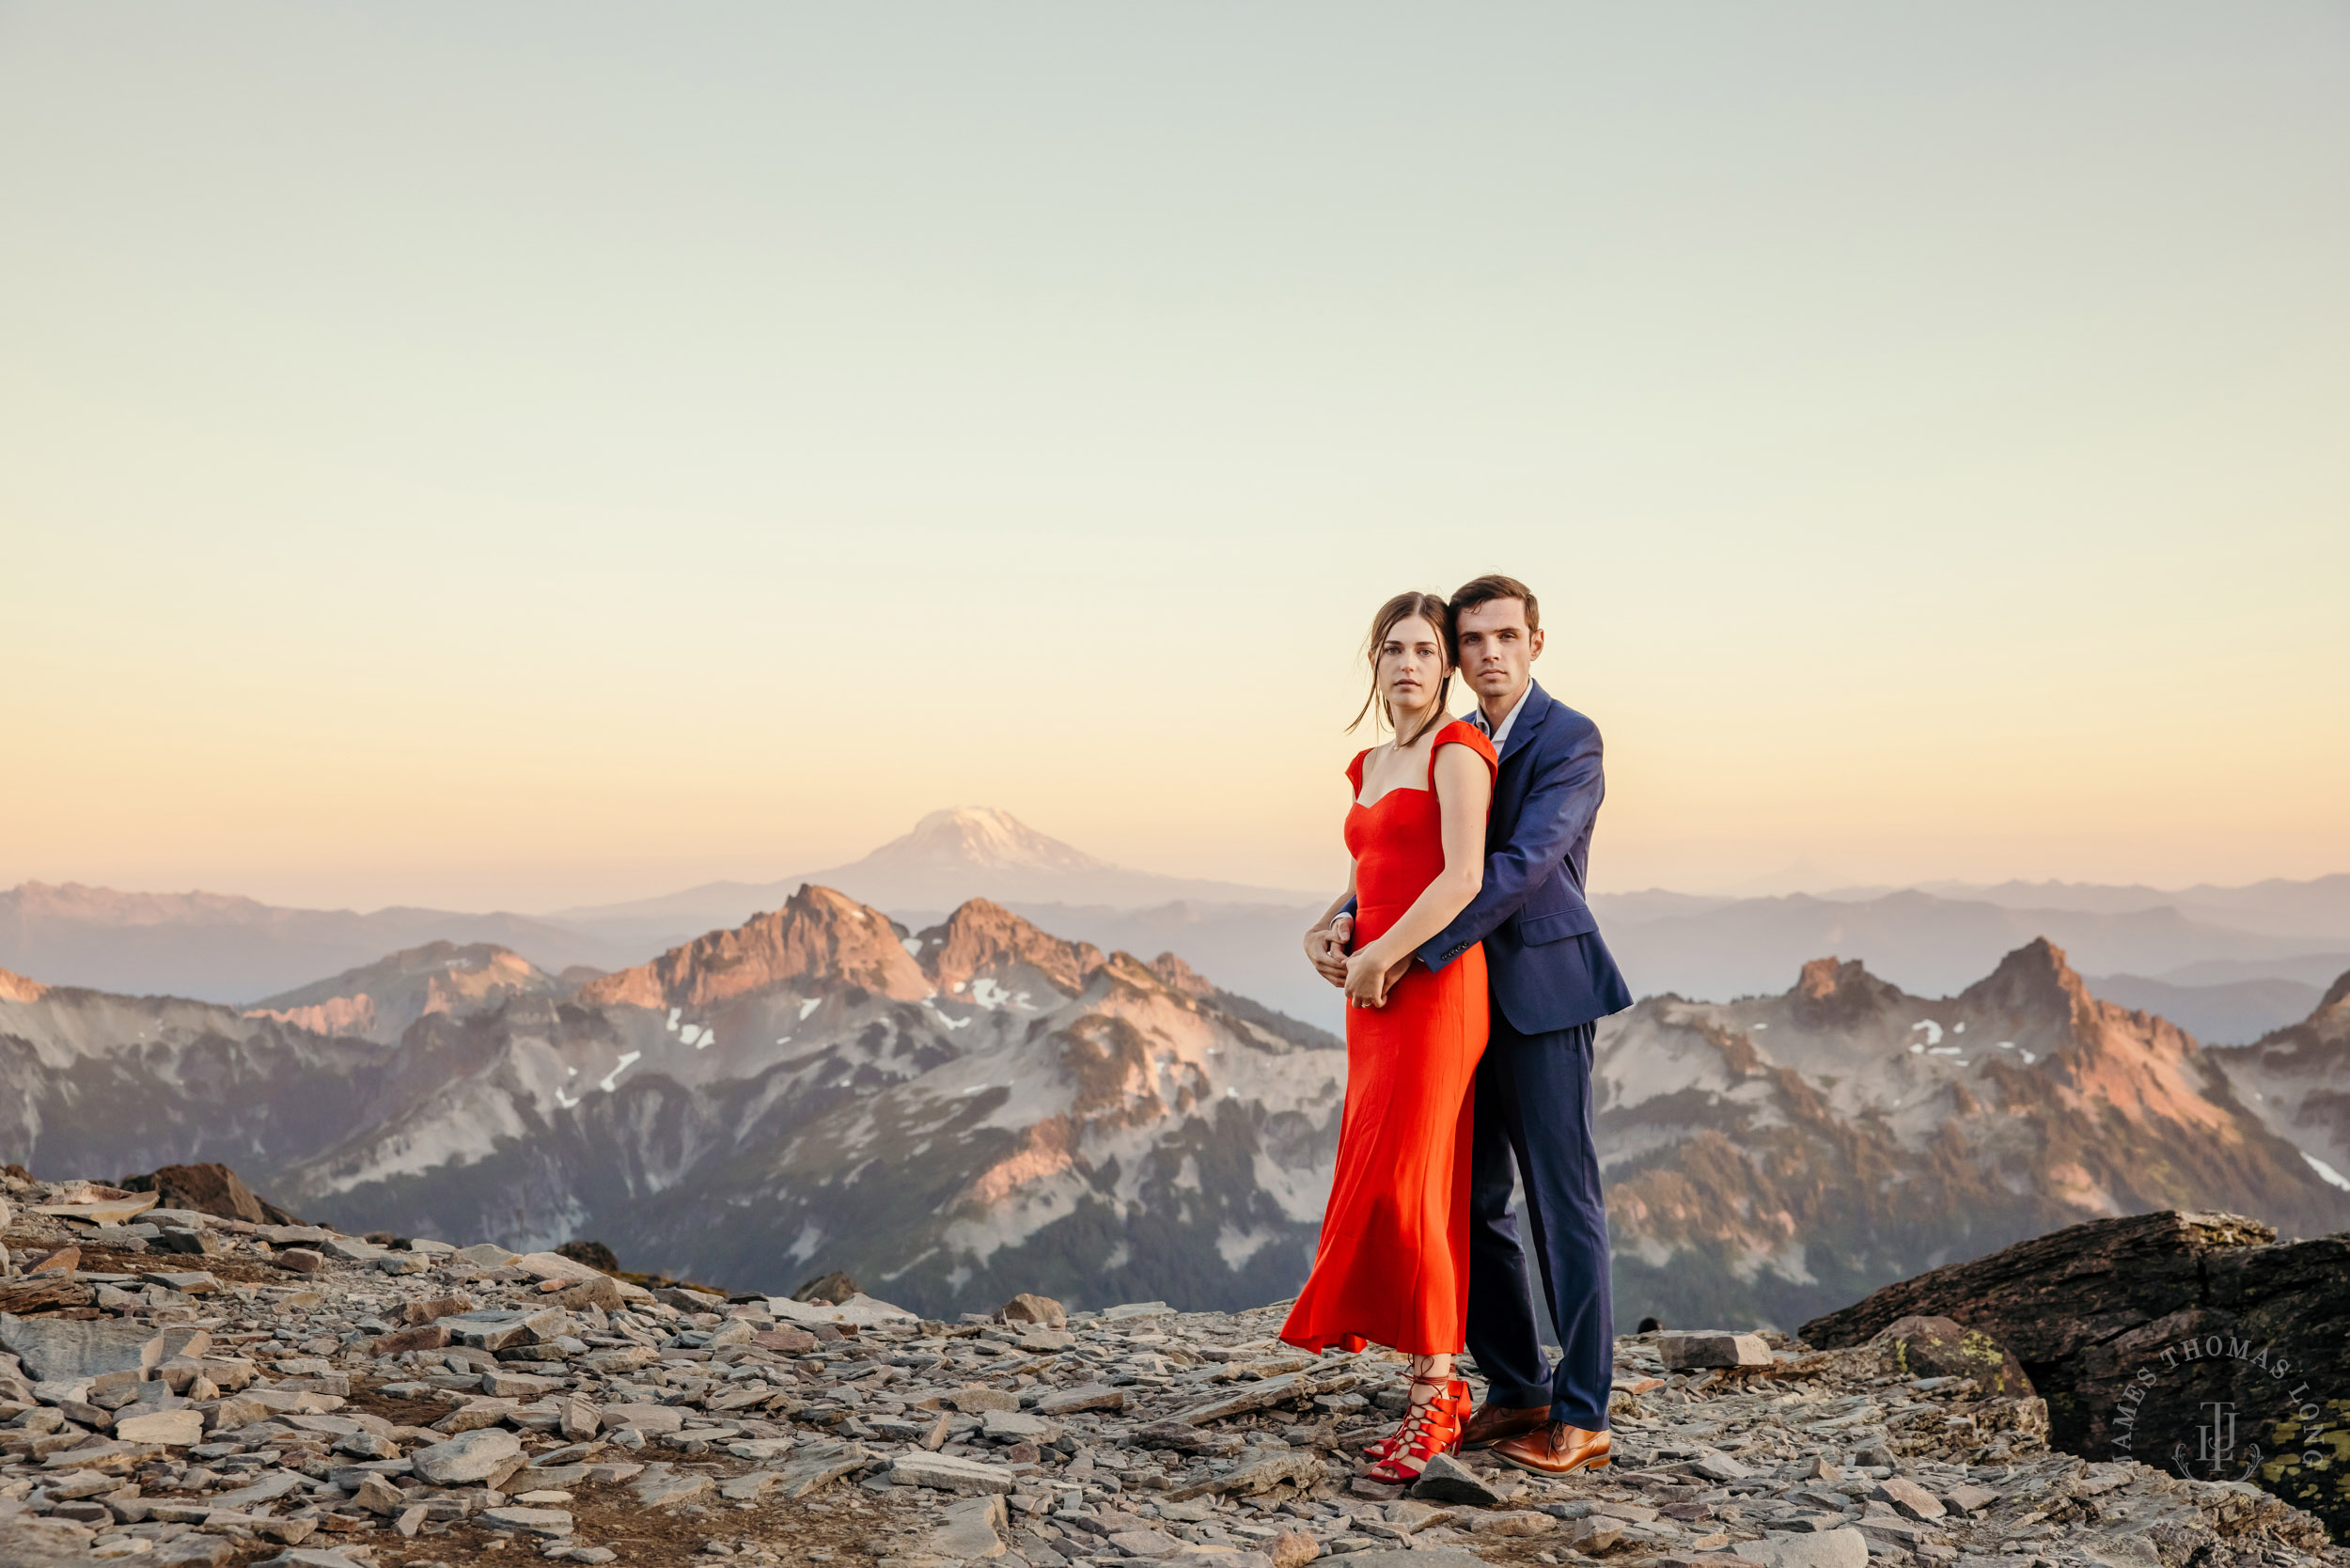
[1460, 1402, 1553, 1450]
[1491, 1419, 1612, 1475]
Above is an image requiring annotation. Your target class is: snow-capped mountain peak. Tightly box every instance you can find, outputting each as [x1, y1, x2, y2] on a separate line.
[882, 808, 1107, 875]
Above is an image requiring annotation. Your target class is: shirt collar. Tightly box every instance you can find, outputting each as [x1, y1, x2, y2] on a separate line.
[1480, 682, 1535, 751]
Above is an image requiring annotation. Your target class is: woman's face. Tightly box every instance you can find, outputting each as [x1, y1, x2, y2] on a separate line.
[1375, 614, 1450, 720]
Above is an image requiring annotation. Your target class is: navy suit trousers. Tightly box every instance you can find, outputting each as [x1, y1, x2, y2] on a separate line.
[1465, 1014, 1613, 1429]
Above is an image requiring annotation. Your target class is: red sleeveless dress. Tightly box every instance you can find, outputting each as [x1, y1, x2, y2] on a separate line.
[1281, 719, 1496, 1356]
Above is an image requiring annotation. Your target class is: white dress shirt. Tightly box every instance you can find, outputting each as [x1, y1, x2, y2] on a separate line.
[1476, 682, 1534, 753]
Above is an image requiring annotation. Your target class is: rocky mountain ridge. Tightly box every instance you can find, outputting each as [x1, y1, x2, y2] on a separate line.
[2205, 970, 2350, 1200]
[245, 942, 573, 1045]
[1, 888, 1351, 1322]
[7, 892, 2350, 1334]
[1593, 940, 2350, 1329]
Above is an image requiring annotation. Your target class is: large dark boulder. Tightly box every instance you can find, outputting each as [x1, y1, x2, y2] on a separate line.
[1869, 1313, 2034, 1398]
[794, 1270, 861, 1305]
[1802, 1210, 2350, 1540]
[555, 1239, 621, 1275]
[118, 1162, 299, 1225]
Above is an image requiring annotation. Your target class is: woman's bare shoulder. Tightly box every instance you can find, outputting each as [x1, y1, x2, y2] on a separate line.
[1433, 718, 1497, 762]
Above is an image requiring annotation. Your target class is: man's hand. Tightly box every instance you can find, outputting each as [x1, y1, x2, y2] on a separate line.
[1306, 914, 1354, 988]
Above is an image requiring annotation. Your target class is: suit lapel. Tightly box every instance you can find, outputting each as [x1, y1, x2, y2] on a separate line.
[1498, 680, 1552, 768]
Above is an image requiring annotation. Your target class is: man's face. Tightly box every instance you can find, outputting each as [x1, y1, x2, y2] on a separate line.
[1455, 597, 1543, 708]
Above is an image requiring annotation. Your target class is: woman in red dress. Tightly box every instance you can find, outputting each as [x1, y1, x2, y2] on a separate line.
[1282, 591, 1496, 1482]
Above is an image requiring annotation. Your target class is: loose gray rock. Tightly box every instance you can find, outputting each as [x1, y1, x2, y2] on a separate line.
[1156, 1444, 1321, 1502]
[950, 1384, 1023, 1413]
[478, 1506, 574, 1537]
[453, 1243, 516, 1264]
[210, 1470, 306, 1510]
[772, 1442, 870, 1500]
[1101, 1301, 1173, 1321]
[598, 1403, 684, 1433]
[0, 1313, 165, 1382]
[631, 1464, 715, 1507]
[1408, 1451, 1505, 1507]
[1034, 1381, 1124, 1416]
[997, 1292, 1068, 1329]
[980, 1407, 1057, 1442]
[350, 1473, 404, 1514]
[1312, 1550, 1485, 1568]
[1743, 1528, 1872, 1568]
[411, 1425, 522, 1483]
[890, 1450, 1018, 1494]
[717, 1469, 787, 1501]
[1108, 1528, 1187, 1558]
[0, 1513, 108, 1566]
[1873, 1476, 1946, 1520]
[1168, 1367, 1355, 1425]
[1657, 1330, 1772, 1370]
[1559, 1516, 1622, 1552]
[113, 1407, 203, 1445]
[925, 1493, 1010, 1561]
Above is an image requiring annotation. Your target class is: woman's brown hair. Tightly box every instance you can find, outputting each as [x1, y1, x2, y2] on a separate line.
[1349, 591, 1456, 745]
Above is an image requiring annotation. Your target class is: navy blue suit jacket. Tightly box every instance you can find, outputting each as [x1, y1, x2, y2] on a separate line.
[1419, 681, 1633, 1034]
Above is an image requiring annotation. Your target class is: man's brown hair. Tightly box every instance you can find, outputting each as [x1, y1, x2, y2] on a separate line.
[1449, 572, 1538, 633]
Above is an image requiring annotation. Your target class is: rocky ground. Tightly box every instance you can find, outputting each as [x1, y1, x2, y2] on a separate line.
[2, 1175, 2342, 1568]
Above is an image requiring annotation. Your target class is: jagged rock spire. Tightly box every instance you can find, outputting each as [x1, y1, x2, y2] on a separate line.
[915, 899, 1105, 996]
[579, 884, 931, 1009]
[1789, 955, 1903, 1028]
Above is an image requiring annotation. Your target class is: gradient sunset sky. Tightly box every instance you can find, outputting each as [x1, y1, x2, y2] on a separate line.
[5, 4, 2345, 911]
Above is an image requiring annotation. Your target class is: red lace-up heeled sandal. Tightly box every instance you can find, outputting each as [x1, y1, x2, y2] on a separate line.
[1361, 1372, 1438, 1462]
[1362, 1373, 1470, 1483]
[1363, 1372, 1470, 1461]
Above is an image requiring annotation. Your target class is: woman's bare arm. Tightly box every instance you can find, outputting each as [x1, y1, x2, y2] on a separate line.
[1343, 745, 1489, 1006]
[1303, 864, 1358, 987]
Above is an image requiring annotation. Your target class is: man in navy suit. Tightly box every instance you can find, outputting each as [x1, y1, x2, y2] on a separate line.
[1316, 572, 1633, 1475]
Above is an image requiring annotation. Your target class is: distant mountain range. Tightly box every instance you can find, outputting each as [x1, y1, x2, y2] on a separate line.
[6, 810, 2344, 1043]
[5, 891, 2346, 1329]
[0, 882, 634, 1004]
[1914, 873, 2350, 941]
[1590, 887, 2348, 1043]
